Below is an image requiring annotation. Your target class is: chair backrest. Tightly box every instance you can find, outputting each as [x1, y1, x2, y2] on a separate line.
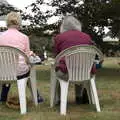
[55, 45, 103, 82]
[0, 45, 30, 82]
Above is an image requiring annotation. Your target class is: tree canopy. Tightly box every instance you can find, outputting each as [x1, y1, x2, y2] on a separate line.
[1, 0, 120, 52]
[22, 0, 120, 45]
[0, 1, 19, 16]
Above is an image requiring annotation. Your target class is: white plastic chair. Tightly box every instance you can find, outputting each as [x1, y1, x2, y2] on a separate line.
[0, 45, 38, 114]
[50, 45, 103, 115]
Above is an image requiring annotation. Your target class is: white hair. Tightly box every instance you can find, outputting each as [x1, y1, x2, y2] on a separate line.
[60, 16, 82, 33]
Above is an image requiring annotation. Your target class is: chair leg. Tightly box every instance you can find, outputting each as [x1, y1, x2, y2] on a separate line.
[84, 81, 91, 104]
[50, 65, 57, 107]
[17, 78, 28, 114]
[84, 81, 94, 104]
[90, 82, 95, 104]
[27, 78, 38, 106]
[90, 76, 101, 112]
[59, 80, 69, 115]
[30, 67, 38, 106]
[55, 82, 60, 104]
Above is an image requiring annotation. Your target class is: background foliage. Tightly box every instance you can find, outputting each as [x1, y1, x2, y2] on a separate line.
[1, 0, 120, 53]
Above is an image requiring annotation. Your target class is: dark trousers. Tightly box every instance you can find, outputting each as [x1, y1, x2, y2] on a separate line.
[1, 84, 11, 101]
[75, 84, 89, 104]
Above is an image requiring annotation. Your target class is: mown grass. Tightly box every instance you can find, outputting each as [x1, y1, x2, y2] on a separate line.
[0, 57, 120, 120]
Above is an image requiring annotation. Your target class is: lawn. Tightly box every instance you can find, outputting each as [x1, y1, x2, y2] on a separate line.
[0, 57, 120, 120]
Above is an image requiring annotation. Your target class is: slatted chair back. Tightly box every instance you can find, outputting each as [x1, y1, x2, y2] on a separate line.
[55, 45, 103, 82]
[0, 45, 29, 82]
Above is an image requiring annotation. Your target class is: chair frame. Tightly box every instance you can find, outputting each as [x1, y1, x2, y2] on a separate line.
[50, 45, 103, 115]
[0, 45, 38, 114]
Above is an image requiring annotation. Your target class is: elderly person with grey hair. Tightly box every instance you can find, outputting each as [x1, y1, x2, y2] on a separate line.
[53, 15, 95, 104]
[0, 12, 43, 103]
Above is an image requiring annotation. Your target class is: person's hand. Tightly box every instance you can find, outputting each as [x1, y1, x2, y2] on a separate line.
[30, 51, 34, 56]
[30, 51, 36, 56]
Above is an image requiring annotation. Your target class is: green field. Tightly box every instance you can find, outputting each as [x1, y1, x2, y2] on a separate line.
[0, 57, 120, 120]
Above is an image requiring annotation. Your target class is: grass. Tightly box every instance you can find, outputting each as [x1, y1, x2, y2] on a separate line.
[0, 57, 120, 120]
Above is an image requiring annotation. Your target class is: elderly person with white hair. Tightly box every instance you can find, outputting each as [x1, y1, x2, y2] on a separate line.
[0, 12, 43, 103]
[53, 15, 95, 104]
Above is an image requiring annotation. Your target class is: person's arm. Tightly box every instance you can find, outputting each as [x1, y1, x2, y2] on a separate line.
[24, 36, 32, 56]
[53, 35, 61, 57]
[91, 40, 96, 46]
[88, 35, 96, 46]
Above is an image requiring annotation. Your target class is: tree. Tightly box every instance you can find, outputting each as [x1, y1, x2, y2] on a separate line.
[101, 0, 120, 38]
[22, 0, 47, 28]
[29, 33, 51, 52]
[0, 1, 19, 16]
[47, 0, 114, 46]
[22, 0, 120, 50]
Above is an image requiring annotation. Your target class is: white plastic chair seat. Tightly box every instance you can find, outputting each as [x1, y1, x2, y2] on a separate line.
[50, 45, 103, 115]
[0, 45, 38, 114]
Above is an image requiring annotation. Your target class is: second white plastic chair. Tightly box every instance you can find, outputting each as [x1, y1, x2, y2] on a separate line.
[50, 45, 103, 115]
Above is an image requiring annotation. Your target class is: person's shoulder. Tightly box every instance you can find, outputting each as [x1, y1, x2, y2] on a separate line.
[0, 30, 8, 38]
[0, 30, 8, 35]
[18, 31, 29, 39]
[79, 31, 90, 36]
[55, 31, 70, 39]
[55, 33, 61, 38]
[80, 31, 91, 39]
[54, 33, 62, 41]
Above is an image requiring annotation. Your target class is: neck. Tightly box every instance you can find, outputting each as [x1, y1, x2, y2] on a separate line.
[8, 25, 19, 30]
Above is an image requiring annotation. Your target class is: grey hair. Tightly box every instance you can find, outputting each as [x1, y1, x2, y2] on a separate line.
[60, 16, 82, 33]
[6, 12, 22, 28]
